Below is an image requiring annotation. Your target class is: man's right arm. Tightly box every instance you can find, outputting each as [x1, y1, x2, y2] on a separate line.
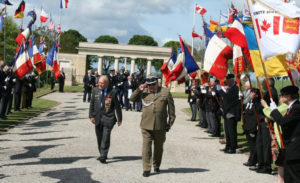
[130, 89, 143, 102]
[89, 88, 95, 119]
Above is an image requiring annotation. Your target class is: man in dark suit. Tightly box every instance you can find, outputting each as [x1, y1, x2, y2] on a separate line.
[58, 68, 65, 92]
[14, 78, 23, 111]
[83, 70, 95, 102]
[218, 74, 241, 154]
[262, 85, 300, 182]
[89, 75, 122, 164]
[124, 75, 136, 111]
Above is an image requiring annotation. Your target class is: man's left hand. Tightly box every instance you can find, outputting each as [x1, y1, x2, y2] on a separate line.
[117, 121, 122, 126]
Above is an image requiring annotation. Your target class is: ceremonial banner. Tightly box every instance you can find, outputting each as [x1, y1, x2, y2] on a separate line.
[161, 49, 176, 86]
[13, 45, 33, 78]
[243, 24, 287, 77]
[209, 20, 219, 32]
[248, 0, 300, 60]
[204, 35, 232, 80]
[15, 28, 30, 45]
[224, 20, 253, 68]
[195, 4, 206, 15]
[192, 31, 202, 40]
[46, 42, 60, 79]
[14, 0, 25, 19]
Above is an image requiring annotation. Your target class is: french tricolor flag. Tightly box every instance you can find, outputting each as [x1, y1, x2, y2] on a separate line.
[46, 42, 60, 79]
[204, 35, 233, 81]
[13, 44, 33, 78]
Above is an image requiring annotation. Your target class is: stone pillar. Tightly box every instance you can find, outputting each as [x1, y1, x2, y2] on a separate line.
[114, 57, 119, 72]
[98, 56, 103, 75]
[130, 58, 136, 75]
[124, 58, 127, 70]
[146, 59, 152, 76]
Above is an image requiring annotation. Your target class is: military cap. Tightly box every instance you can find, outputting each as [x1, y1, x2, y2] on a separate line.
[146, 75, 158, 84]
[280, 85, 299, 96]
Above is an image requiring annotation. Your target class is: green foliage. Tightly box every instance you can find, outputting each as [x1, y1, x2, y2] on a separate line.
[40, 70, 52, 85]
[33, 26, 57, 54]
[0, 16, 19, 63]
[94, 35, 118, 44]
[60, 29, 87, 53]
[128, 35, 158, 46]
[163, 41, 180, 55]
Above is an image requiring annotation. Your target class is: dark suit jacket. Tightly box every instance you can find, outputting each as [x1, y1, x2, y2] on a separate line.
[218, 84, 241, 120]
[83, 74, 95, 89]
[89, 86, 122, 127]
[271, 100, 300, 161]
[124, 81, 136, 98]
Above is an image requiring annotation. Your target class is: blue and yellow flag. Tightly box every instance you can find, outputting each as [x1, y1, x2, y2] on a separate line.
[243, 25, 287, 77]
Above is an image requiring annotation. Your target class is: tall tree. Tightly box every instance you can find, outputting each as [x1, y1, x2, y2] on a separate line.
[0, 16, 19, 63]
[34, 26, 57, 54]
[163, 41, 180, 55]
[128, 35, 158, 74]
[60, 29, 87, 53]
[94, 35, 119, 74]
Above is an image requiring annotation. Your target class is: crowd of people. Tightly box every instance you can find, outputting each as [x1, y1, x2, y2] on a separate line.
[83, 67, 146, 112]
[0, 61, 38, 120]
[186, 74, 300, 182]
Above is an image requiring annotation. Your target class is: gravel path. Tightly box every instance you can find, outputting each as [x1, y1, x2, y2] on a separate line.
[0, 92, 277, 183]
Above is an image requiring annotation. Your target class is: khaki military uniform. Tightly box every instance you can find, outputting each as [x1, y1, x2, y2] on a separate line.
[130, 87, 176, 171]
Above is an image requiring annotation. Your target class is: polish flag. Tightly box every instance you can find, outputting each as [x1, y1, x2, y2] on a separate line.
[15, 28, 30, 45]
[40, 9, 49, 23]
[13, 45, 33, 78]
[192, 30, 203, 40]
[224, 20, 253, 69]
[204, 35, 233, 80]
[195, 4, 207, 15]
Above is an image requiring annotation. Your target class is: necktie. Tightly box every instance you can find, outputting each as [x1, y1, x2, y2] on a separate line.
[101, 90, 105, 109]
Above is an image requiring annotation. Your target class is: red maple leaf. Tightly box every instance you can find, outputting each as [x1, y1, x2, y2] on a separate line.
[261, 19, 271, 33]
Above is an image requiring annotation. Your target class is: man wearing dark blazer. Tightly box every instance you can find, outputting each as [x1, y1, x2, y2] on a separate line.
[58, 68, 65, 93]
[218, 74, 241, 154]
[89, 75, 122, 164]
[262, 85, 300, 182]
[83, 70, 95, 102]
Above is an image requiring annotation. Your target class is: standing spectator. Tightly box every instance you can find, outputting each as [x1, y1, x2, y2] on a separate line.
[94, 71, 100, 86]
[27, 72, 37, 108]
[6, 70, 15, 115]
[21, 74, 31, 109]
[108, 69, 117, 89]
[58, 68, 65, 92]
[136, 71, 145, 112]
[218, 74, 241, 154]
[116, 67, 127, 108]
[187, 79, 199, 121]
[243, 81, 251, 106]
[83, 70, 95, 102]
[124, 75, 136, 111]
[50, 71, 56, 90]
[14, 77, 23, 112]
[0, 64, 9, 119]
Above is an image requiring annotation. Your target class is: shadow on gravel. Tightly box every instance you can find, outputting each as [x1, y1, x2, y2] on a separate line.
[0, 174, 8, 179]
[18, 131, 62, 135]
[42, 168, 100, 183]
[20, 137, 77, 142]
[4, 156, 93, 166]
[28, 117, 84, 128]
[108, 156, 141, 164]
[160, 168, 209, 174]
[10, 145, 62, 160]
[192, 137, 219, 140]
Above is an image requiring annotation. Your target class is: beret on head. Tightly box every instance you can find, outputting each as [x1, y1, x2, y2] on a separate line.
[280, 85, 299, 96]
[226, 74, 235, 79]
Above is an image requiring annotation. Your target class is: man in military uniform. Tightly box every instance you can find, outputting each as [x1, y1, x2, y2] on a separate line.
[130, 75, 176, 177]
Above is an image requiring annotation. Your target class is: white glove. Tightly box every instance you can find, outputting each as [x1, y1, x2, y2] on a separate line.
[270, 99, 277, 111]
[239, 91, 243, 100]
[221, 86, 227, 93]
[13, 78, 16, 82]
[3, 86, 7, 90]
[5, 77, 9, 82]
[201, 89, 207, 94]
[212, 91, 216, 96]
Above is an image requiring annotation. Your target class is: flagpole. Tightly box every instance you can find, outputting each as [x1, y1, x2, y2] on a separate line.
[3, 5, 6, 62]
[247, 0, 285, 149]
[192, 3, 196, 56]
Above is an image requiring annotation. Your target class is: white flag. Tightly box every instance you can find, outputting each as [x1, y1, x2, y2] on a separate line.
[248, 0, 300, 60]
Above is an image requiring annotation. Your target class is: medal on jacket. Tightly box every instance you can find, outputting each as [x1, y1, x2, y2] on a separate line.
[105, 98, 112, 112]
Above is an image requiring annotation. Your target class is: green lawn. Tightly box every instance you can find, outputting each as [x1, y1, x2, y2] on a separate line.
[171, 92, 188, 98]
[0, 90, 58, 131]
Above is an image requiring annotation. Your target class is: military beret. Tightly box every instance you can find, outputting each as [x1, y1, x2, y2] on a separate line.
[110, 69, 115, 72]
[280, 85, 299, 96]
[226, 74, 235, 79]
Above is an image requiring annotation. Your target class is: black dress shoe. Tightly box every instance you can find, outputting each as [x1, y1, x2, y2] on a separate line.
[243, 162, 256, 167]
[209, 134, 220, 137]
[143, 171, 150, 177]
[154, 168, 160, 173]
[224, 149, 236, 154]
[97, 157, 107, 164]
[249, 166, 262, 171]
[220, 148, 228, 152]
[257, 167, 272, 174]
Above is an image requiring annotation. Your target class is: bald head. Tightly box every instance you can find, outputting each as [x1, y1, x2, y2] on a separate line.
[98, 75, 109, 90]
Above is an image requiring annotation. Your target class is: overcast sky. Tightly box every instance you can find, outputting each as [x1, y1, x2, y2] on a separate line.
[5, 0, 300, 46]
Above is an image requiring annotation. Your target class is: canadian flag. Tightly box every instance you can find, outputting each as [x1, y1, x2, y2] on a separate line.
[204, 35, 233, 80]
[248, 0, 300, 60]
[195, 4, 207, 15]
[192, 30, 203, 40]
[40, 9, 49, 23]
[13, 45, 33, 78]
[15, 28, 30, 45]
